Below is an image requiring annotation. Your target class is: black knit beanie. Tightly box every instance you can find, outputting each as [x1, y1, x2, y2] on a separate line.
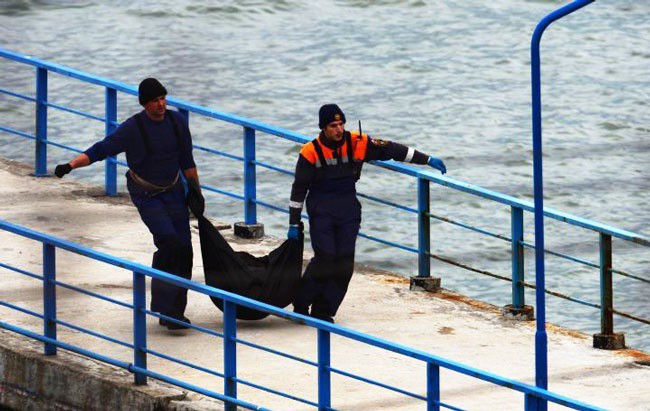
[318, 104, 346, 129]
[138, 78, 167, 106]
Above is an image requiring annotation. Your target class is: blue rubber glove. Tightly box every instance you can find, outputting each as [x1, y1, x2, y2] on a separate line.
[287, 225, 300, 241]
[427, 156, 446, 174]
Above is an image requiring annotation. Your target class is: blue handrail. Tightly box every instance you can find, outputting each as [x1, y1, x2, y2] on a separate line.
[530, 2, 595, 408]
[0, 46, 648, 348]
[0, 218, 603, 410]
[0, 48, 646, 246]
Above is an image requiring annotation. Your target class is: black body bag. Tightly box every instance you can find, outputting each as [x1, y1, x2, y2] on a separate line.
[187, 182, 303, 320]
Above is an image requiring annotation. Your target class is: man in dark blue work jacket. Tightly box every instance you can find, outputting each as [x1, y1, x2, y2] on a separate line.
[54, 78, 201, 330]
[287, 104, 447, 323]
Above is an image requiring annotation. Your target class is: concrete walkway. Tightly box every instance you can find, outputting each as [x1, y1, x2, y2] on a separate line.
[0, 157, 648, 411]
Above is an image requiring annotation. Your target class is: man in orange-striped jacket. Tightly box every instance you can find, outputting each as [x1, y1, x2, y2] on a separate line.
[287, 104, 446, 323]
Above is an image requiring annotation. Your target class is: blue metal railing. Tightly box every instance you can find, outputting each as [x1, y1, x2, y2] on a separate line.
[0, 218, 603, 410]
[1, 46, 647, 345]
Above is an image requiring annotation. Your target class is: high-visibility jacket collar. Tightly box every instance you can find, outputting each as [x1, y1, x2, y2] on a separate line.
[318, 131, 345, 150]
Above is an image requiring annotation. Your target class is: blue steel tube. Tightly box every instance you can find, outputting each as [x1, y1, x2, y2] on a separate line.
[105, 88, 118, 196]
[243, 127, 257, 224]
[35, 68, 48, 176]
[133, 271, 147, 385]
[426, 362, 440, 411]
[530, 0, 594, 407]
[43, 243, 56, 355]
[418, 178, 431, 278]
[511, 206, 525, 308]
[223, 301, 237, 411]
[599, 233, 613, 335]
[317, 329, 331, 411]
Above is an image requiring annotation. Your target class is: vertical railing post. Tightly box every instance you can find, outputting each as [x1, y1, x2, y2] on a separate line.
[132, 271, 147, 385]
[223, 300, 237, 411]
[525, 393, 540, 411]
[505, 206, 533, 319]
[410, 178, 439, 291]
[317, 328, 331, 411]
[35, 68, 48, 176]
[593, 233, 625, 349]
[426, 362, 440, 411]
[511, 206, 524, 307]
[418, 178, 431, 278]
[234, 127, 264, 238]
[43, 243, 56, 355]
[600, 233, 613, 335]
[243, 127, 256, 224]
[105, 87, 118, 196]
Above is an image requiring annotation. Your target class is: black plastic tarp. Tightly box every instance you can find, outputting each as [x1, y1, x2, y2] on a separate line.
[187, 182, 303, 320]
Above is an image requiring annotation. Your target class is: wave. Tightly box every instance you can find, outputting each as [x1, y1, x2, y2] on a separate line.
[121, 0, 301, 20]
[0, 0, 91, 16]
[0, 0, 93, 16]
[185, 0, 299, 19]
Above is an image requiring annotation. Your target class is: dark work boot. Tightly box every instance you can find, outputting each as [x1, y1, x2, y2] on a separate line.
[310, 311, 334, 324]
[159, 315, 192, 330]
[293, 305, 309, 316]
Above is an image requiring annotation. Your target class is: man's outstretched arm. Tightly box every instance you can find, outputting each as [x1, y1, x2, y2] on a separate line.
[54, 153, 90, 178]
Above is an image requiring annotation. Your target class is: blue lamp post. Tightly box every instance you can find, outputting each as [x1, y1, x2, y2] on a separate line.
[530, 1, 594, 409]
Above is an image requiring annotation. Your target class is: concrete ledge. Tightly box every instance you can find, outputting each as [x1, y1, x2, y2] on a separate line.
[0, 330, 223, 411]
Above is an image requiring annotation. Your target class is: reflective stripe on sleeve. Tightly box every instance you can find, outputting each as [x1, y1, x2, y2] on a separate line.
[289, 201, 304, 209]
[404, 147, 415, 163]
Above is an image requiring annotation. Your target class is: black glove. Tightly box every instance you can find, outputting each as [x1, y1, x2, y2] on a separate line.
[54, 163, 72, 178]
[185, 178, 205, 217]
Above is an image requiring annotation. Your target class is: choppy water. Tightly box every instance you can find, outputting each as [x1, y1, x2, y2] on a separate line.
[1, 0, 648, 350]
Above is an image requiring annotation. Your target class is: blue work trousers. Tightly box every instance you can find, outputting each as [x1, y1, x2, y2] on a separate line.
[128, 177, 193, 319]
[294, 195, 361, 318]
